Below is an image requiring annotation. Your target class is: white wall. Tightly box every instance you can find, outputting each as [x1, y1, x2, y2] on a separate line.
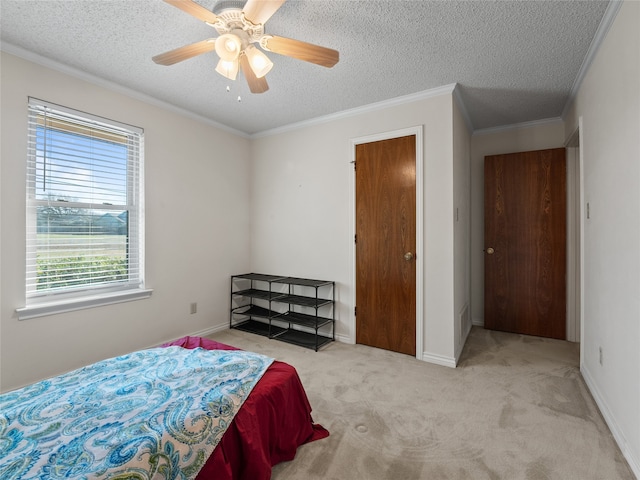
[249, 89, 468, 366]
[469, 121, 566, 326]
[563, 1, 640, 474]
[0, 52, 252, 392]
[452, 99, 472, 360]
[0, 55, 472, 385]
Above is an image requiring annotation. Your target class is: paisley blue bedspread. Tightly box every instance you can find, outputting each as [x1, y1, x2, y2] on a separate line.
[0, 346, 274, 479]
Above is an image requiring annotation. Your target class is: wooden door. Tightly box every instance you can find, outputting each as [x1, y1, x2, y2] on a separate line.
[484, 148, 566, 339]
[355, 135, 416, 355]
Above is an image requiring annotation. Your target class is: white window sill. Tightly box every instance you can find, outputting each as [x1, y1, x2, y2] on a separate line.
[16, 288, 153, 320]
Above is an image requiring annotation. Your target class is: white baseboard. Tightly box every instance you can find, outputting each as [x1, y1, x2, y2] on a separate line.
[190, 323, 229, 337]
[153, 323, 228, 349]
[333, 332, 458, 368]
[581, 364, 640, 478]
[192, 324, 354, 346]
[194, 324, 463, 371]
[335, 333, 355, 344]
[421, 351, 457, 368]
[472, 317, 484, 327]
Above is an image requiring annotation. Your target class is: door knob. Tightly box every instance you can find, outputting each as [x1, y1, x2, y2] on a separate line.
[486, 247, 495, 254]
[404, 252, 414, 261]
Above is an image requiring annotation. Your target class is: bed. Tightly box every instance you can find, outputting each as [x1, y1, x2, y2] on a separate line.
[0, 336, 328, 479]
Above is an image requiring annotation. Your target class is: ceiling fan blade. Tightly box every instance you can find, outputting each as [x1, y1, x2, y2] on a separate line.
[262, 35, 339, 68]
[163, 0, 219, 24]
[242, 0, 286, 25]
[239, 53, 269, 93]
[153, 39, 216, 65]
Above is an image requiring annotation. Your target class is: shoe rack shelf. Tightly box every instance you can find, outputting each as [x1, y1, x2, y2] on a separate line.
[230, 273, 335, 351]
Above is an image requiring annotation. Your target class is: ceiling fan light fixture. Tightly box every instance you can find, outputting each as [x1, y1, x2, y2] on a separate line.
[155, 0, 340, 94]
[215, 33, 242, 61]
[245, 45, 273, 78]
[216, 58, 239, 80]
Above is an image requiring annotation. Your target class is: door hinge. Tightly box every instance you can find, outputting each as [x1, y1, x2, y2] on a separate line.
[354, 234, 357, 244]
[354, 306, 357, 316]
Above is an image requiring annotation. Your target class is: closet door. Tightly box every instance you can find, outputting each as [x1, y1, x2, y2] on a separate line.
[484, 148, 566, 339]
[355, 135, 416, 355]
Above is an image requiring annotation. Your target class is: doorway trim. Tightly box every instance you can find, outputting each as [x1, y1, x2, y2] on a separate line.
[348, 125, 424, 359]
[565, 117, 585, 357]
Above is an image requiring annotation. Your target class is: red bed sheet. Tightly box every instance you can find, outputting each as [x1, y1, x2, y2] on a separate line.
[161, 336, 328, 480]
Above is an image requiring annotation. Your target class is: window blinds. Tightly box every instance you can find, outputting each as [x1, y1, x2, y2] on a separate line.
[26, 98, 144, 299]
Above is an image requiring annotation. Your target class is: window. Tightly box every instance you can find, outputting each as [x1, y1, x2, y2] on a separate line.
[18, 98, 150, 319]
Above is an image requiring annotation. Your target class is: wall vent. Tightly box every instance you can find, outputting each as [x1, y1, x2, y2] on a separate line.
[459, 303, 470, 344]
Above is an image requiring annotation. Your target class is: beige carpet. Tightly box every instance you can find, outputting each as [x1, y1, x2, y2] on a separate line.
[209, 326, 635, 480]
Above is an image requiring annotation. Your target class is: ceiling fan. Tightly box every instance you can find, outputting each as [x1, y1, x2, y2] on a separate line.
[153, 0, 339, 94]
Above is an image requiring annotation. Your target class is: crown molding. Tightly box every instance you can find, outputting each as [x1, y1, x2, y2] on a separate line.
[561, 0, 623, 120]
[1, 42, 250, 139]
[251, 83, 458, 139]
[7, 0, 620, 144]
[472, 117, 564, 137]
[452, 84, 474, 133]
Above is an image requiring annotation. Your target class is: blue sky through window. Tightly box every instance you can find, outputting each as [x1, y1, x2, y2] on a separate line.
[35, 125, 128, 206]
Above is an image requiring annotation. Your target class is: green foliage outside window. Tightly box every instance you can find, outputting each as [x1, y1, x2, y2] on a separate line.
[36, 255, 127, 290]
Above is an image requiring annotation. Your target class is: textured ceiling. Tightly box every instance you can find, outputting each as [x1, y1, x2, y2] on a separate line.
[0, 0, 611, 135]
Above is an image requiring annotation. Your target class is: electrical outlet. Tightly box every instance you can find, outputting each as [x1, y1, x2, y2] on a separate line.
[190, 302, 197, 315]
[599, 347, 603, 366]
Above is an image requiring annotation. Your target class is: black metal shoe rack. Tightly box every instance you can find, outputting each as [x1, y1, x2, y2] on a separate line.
[229, 273, 335, 351]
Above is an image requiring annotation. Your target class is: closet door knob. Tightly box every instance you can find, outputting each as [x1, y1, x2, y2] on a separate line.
[404, 252, 414, 261]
